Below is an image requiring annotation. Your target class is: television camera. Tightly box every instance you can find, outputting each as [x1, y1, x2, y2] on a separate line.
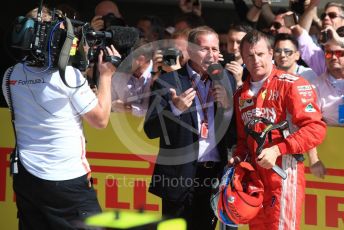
[10, 1, 139, 87]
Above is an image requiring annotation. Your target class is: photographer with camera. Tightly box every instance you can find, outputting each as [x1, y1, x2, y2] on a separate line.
[150, 29, 191, 85]
[311, 27, 344, 125]
[2, 5, 120, 229]
[91, 0, 125, 31]
[152, 48, 182, 74]
[292, 1, 344, 76]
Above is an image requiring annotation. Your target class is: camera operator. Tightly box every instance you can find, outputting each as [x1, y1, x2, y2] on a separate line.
[2, 6, 120, 229]
[91, 0, 124, 31]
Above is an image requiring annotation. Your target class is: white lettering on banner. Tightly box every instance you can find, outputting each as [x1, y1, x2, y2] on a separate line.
[241, 107, 276, 124]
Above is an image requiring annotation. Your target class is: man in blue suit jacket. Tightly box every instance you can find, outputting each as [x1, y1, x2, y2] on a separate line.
[144, 26, 236, 230]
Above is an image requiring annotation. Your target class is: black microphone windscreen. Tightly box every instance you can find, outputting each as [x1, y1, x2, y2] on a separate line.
[107, 26, 140, 51]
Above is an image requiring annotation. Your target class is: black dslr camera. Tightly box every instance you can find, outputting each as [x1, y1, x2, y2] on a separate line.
[162, 48, 181, 66]
[102, 13, 126, 29]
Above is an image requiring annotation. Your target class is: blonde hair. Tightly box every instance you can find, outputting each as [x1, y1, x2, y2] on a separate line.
[188, 26, 218, 44]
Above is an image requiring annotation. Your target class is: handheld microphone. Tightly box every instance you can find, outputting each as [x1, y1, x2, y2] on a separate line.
[207, 63, 223, 81]
[207, 63, 223, 84]
[207, 63, 224, 108]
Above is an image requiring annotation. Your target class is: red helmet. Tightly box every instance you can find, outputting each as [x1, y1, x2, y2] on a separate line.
[211, 162, 264, 226]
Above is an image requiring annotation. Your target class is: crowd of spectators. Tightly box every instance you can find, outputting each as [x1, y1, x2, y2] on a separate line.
[2, 1, 344, 229]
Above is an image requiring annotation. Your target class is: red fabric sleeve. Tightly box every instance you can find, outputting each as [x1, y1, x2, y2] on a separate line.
[277, 77, 327, 155]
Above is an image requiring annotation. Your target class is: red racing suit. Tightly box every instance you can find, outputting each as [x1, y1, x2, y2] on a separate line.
[233, 67, 326, 230]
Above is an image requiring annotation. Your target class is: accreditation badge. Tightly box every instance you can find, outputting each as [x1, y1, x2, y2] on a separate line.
[201, 121, 209, 139]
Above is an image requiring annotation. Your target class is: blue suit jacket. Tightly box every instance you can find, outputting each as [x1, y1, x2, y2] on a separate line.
[144, 66, 236, 202]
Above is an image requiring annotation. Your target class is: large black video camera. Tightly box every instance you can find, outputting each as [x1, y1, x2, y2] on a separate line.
[10, 1, 140, 88]
[11, 10, 67, 67]
[11, 13, 139, 67]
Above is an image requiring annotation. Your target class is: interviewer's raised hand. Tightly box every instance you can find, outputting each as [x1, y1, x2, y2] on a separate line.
[170, 88, 196, 112]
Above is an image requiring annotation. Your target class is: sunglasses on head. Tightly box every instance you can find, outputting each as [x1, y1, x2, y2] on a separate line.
[320, 12, 344, 20]
[274, 48, 295, 57]
[324, 50, 344, 59]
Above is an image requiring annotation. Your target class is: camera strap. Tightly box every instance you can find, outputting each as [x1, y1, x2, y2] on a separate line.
[58, 17, 85, 88]
[5, 66, 19, 175]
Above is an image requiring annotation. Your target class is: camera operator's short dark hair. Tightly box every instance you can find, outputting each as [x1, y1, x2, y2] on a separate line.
[273, 33, 299, 49]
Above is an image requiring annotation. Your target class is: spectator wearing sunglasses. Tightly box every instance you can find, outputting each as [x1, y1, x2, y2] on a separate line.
[312, 37, 344, 127]
[294, 1, 344, 76]
[269, 9, 292, 36]
[273, 33, 325, 179]
[321, 3, 344, 29]
[273, 33, 317, 82]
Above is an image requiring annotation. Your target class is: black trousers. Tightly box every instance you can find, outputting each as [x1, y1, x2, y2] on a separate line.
[161, 164, 220, 230]
[13, 161, 102, 230]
